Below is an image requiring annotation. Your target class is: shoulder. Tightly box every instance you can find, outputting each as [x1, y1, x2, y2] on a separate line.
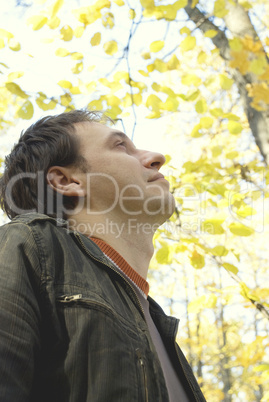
[0, 213, 70, 259]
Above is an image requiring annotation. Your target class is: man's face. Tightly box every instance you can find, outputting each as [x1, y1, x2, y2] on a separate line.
[73, 121, 175, 221]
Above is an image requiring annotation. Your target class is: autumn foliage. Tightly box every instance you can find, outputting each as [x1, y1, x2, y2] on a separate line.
[0, 0, 269, 400]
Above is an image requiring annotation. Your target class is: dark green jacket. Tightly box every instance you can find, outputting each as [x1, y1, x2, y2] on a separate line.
[0, 213, 206, 401]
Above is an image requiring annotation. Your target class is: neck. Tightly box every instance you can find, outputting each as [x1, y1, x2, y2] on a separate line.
[68, 212, 162, 279]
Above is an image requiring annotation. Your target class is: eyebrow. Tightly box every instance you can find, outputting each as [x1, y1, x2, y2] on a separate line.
[105, 131, 133, 145]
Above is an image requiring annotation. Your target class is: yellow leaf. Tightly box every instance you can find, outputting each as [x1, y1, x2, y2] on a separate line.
[223, 262, 239, 274]
[0, 39, 4, 49]
[140, 0, 155, 8]
[150, 40, 164, 53]
[211, 245, 228, 256]
[202, 218, 225, 234]
[113, 0, 124, 5]
[211, 145, 222, 157]
[214, 0, 229, 18]
[156, 245, 173, 264]
[6, 82, 28, 98]
[146, 94, 162, 111]
[106, 105, 121, 119]
[236, 205, 256, 218]
[50, 0, 64, 18]
[7, 71, 24, 82]
[195, 99, 207, 113]
[229, 222, 254, 236]
[167, 54, 180, 70]
[70, 86, 81, 94]
[197, 51, 207, 64]
[228, 121, 243, 135]
[27, 15, 48, 30]
[0, 28, 14, 39]
[138, 70, 149, 77]
[182, 73, 201, 86]
[180, 27, 190, 35]
[60, 25, 73, 41]
[200, 116, 213, 128]
[229, 50, 249, 74]
[204, 29, 218, 38]
[190, 123, 203, 138]
[253, 364, 269, 373]
[58, 80, 72, 89]
[71, 52, 84, 60]
[71, 62, 83, 74]
[129, 9, 136, 19]
[47, 16, 60, 29]
[103, 40, 118, 55]
[219, 74, 234, 90]
[133, 93, 142, 106]
[55, 47, 70, 57]
[249, 56, 267, 75]
[191, 0, 199, 7]
[240, 1, 252, 10]
[229, 37, 243, 51]
[60, 93, 72, 106]
[36, 92, 57, 110]
[226, 150, 238, 159]
[153, 59, 167, 72]
[174, 0, 188, 8]
[180, 36, 196, 52]
[102, 12, 115, 28]
[74, 26, 85, 38]
[190, 249, 205, 269]
[8, 39, 21, 51]
[91, 32, 101, 46]
[210, 107, 223, 117]
[223, 112, 240, 121]
[17, 100, 34, 120]
[142, 52, 151, 60]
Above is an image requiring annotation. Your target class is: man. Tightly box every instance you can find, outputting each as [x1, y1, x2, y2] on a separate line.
[0, 110, 206, 401]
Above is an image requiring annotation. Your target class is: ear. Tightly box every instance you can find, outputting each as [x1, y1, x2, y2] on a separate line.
[47, 166, 85, 197]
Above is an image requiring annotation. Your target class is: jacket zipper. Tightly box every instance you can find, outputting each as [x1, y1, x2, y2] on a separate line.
[136, 348, 149, 402]
[58, 294, 82, 302]
[74, 232, 200, 401]
[74, 232, 146, 318]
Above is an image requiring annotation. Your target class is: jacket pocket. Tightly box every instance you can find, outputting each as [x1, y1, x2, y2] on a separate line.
[136, 348, 149, 402]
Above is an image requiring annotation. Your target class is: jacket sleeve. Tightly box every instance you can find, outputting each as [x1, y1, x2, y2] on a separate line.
[0, 222, 42, 402]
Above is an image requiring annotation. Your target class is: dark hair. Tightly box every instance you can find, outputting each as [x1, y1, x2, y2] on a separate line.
[0, 109, 108, 220]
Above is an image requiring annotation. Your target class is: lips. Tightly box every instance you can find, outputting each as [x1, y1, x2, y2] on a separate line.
[148, 173, 165, 182]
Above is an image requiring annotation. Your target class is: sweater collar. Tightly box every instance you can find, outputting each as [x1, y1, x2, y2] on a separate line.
[90, 237, 149, 297]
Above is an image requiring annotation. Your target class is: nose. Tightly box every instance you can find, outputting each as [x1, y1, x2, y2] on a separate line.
[140, 150, 166, 170]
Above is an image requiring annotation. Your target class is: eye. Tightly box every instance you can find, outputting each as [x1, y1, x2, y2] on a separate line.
[117, 141, 127, 149]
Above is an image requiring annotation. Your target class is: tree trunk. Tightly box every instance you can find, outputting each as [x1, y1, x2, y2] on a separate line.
[184, 0, 269, 164]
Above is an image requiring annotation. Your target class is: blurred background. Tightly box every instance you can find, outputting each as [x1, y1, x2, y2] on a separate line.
[0, 0, 268, 400]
